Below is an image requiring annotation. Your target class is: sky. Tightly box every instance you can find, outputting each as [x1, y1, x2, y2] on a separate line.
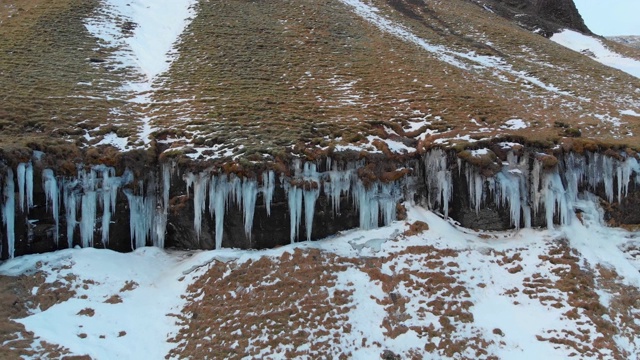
[573, 0, 640, 36]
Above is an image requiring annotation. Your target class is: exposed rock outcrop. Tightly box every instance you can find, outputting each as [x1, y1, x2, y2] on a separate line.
[3, 144, 640, 260]
[477, 0, 591, 37]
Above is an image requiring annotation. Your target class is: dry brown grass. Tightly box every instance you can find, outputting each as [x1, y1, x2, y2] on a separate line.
[104, 294, 123, 304]
[0, 273, 81, 359]
[0, 0, 138, 153]
[521, 241, 622, 357]
[168, 248, 354, 359]
[1, 0, 639, 166]
[76, 308, 95, 317]
[119, 280, 138, 292]
[359, 246, 492, 358]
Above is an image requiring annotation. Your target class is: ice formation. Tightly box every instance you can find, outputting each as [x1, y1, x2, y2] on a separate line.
[3, 169, 15, 258]
[286, 183, 303, 243]
[79, 169, 98, 248]
[262, 171, 275, 216]
[424, 149, 452, 218]
[241, 178, 258, 241]
[2, 147, 638, 257]
[185, 171, 262, 247]
[63, 178, 78, 249]
[284, 160, 403, 242]
[183, 160, 405, 246]
[124, 184, 155, 250]
[58, 166, 132, 248]
[16, 163, 34, 213]
[124, 165, 171, 250]
[42, 169, 60, 244]
[438, 149, 640, 230]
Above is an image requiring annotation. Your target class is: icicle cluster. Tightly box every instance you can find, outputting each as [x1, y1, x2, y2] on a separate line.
[424, 150, 452, 218]
[425, 149, 640, 230]
[3, 169, 15, 258]
[124, 163, 172, 250]
[184, 170, 264, 249]
[183, 159, 406, 247]
[53, 165, 137, 248]
[17, 162, 34, 213]
[43, 169, 60, 244]
[282, 159, 403, 243]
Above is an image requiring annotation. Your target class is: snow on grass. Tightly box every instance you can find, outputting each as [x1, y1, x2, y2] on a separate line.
[551, 29, 640, 80]
[3, 198, 640, 358]
[621, 109, 640, 117]
[84, 0, 197, 149]
[502, 118, 528, 130]
[338, 0, 570, 96]
[0, 248, 229, 360]
[85, 0, 196, 85]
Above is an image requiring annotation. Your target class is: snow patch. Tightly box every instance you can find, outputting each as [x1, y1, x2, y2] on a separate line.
[551, 29, 640, 79]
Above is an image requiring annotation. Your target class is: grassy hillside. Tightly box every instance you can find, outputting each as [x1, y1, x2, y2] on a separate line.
[1, 0, 639, 164]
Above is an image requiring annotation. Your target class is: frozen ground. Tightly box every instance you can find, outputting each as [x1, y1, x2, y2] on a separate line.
[2, 197, 640, 359]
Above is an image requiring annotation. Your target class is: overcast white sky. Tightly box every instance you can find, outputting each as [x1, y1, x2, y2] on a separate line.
[573, 0, 640, 36]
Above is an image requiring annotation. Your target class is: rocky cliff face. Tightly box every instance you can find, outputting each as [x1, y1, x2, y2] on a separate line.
[477, 0, 591, 37]
[4, 144, 640, 260]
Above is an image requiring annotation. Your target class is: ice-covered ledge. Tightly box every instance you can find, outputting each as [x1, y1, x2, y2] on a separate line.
[1, 145, 640, 259]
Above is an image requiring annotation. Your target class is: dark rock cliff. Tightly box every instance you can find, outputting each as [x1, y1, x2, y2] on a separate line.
[3, 145, 640, 260]
[477, 0, 591, 37]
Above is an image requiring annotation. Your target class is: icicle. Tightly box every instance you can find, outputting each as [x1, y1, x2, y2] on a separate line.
[17, 163, 25, 213]
[261, 171, 275, 216]
[380, 182, 399, 226]
[152, 207, 167, 249]
[26, 163, 33, 211]
[124, 188, 155, 250]
[153, 163, 172, 249]
[602, 155, 615, 203]
[42, 169, 60, 244]
[303, 186, 319, 241]
[185, 171, 209, 239]
[3, 169, 15, 258]
[496, 171, 522, 229]
[302, 163, 320, 241]
[286, 184, 303, 243]
[563, 153, 584, 204]
[325, 167, 353, 215]
[620, 157, 640, 199]
[466, 166, 483, 215]
[541, 171, 570, 228]
[79, 169, 98, 248]
[63, 179, 78, 248]
[425, 149, 452, 217]
[354, 180, 380, 230]
[230, 175, 242, 210]
[492, 152, 531, 229]
[241, 178, 258, 240]
[15, 162, 33, 213]
[209, 174, 229, 249]
[101, 167, 120, 245]
[531, 160, 543, 216]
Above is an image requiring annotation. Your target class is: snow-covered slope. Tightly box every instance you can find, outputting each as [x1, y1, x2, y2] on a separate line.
[2, 200, 640, 359]
[551, 29, 640, 79]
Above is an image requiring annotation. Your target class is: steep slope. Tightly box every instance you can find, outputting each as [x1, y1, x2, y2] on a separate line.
[1, 0, 639, 161]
